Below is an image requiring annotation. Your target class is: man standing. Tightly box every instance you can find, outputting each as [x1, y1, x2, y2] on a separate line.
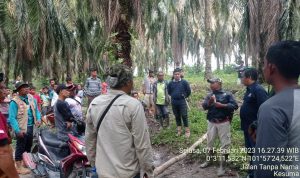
[201, 78, 238, 176]
[240, 68, 268, 178]
[66, 85, 83, 121]
[29, 85, 42, 112]
[84, 68, 101, 106]
[0, 84, 19, 178]
[236, 61, 245, 84]
[142, 69, 156, 118]
[167, 68, 191, 138]
[85, 64, 154, 178]
[153, 71, 170, 129]
[48, 79, 56, 100]
[254, 41, 300, 178]
[66, 76, 73, 87]
[54, 84, 75, 141]
[9, 82, 41, 175]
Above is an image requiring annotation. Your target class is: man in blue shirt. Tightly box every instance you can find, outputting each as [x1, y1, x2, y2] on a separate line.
[167, 68, 191, 138]
[9, 82, 41, 175]
[240, 68, 268, 178]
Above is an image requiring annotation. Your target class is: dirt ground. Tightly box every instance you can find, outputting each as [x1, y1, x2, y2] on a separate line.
[147, 118, 240, 178]
[21, 117, 240, 178]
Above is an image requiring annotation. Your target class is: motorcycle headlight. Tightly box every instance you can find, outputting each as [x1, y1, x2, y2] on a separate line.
[74, 141, 87, 155]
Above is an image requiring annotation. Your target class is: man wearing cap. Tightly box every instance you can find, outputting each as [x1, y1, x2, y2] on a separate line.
[85, 64, 154, 178]
[54, 84, 76, 141]
[201, 78, 238, 176]
[9, 82, 41, 175]
[142, 69, 156, 117]
[167, 68, 191, 138]
[84, 68, 102, 106]
[66, 84, 83, 121]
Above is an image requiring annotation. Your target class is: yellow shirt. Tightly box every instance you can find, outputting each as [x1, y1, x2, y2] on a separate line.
[156, 82, 166, 105]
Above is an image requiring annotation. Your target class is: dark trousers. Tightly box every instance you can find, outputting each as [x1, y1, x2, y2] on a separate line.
[87, 96, 97, 107]
[156, 104, 169, 127]
[244, 130, 255, 178]
[15, 126, 34, 161]
[156, 104, 169, 118]
[172, 103, 188, 127]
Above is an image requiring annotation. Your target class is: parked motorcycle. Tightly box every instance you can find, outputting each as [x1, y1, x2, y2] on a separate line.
[23, 125, 91, 178]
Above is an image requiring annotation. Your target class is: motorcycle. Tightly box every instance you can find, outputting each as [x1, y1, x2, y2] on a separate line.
[23, 122, 91, 178]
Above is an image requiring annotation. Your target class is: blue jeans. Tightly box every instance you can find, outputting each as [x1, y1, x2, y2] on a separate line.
[156, 104, 169, 127]
[172, 103, 188, 127]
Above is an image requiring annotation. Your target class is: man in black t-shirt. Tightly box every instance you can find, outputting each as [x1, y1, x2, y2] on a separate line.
[54, 84, 75, 141]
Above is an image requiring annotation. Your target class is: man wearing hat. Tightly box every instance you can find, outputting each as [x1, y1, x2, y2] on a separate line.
[86, 64, 154, 178]
[54, 84, 76, 142]
[200, 78, 238, 176]
[84, 68, 102, 106]
[9, 82, 41, 175]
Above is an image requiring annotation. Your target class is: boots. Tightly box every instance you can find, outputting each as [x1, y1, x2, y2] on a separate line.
[185, 127, 190, 138]
[165, 117, 170, 128]
[200, 150, 213, 168]
[217, 154, 228, 177]
[176, 126, 182, 136]
[158, 115, 163, 130]
[15, 160, 31, 175]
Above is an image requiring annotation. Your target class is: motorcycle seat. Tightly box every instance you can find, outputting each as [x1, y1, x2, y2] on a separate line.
[40, 129, 68, 148]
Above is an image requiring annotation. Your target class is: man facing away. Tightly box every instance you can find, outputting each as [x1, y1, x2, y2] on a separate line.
[85, 64, 154, 178]
[254, 41, 300, 178]
[201, 78, 238, 177]
[153, 71, 170, 129]
[9, 82, 41, 175]
[240, 68, 268, 178]
[167, 68, 191, 138]
[84, 68, 101, 106]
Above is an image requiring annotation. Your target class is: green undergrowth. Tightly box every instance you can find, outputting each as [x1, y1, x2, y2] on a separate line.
[148, 72, 249, 175]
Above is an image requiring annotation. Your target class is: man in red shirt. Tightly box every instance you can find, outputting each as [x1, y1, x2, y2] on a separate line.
[0, 83, 19, 177]
[29, 86, 42, 112]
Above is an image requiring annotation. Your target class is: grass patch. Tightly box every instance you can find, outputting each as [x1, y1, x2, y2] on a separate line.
[148, 71, 249, 175]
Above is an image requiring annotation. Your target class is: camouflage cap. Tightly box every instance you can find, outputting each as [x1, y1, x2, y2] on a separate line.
[207, 77, 222, 84]
[107, 64, 133, 88]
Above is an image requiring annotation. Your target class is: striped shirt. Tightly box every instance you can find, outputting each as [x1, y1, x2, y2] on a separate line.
[84, 77, 101, 96]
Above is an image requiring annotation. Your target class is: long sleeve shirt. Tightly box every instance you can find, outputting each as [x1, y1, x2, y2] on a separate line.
[84, 77, 101, 97]
[240, 82, 268, 130]
[9, 95, 41, 134]
[85, 89, 154, 178]
[202, 89, 238, 122]
[167, 79, 191, 104]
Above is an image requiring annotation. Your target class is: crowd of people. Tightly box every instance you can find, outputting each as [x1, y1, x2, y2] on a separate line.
[0, 40, 300, 178]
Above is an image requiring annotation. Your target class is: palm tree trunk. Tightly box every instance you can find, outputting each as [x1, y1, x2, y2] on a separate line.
[3, 31, 10, 85]
[115, 15, 132, 67]
[204, 0, 213, 79]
